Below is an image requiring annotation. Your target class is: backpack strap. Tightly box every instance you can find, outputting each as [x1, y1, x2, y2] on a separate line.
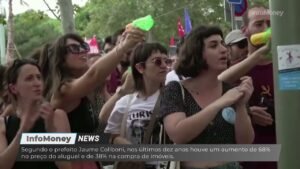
[143, 91, 162, 144]
[178, 81, 185, 105]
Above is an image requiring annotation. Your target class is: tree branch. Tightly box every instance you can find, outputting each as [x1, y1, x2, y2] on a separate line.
[13, 43, 22, 59]
[43, 0, 60, 20]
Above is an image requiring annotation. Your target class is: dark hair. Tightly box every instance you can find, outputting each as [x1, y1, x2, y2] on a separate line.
[5, 59, 41, 100]
[242, 5, 268, 26]
[0, 65, 6, 93]
[29, 48, 42, 63]
[37, 43, 54, 100]
[175, 25, 223, 78]
[103, 36, 114, 53]
[104, 36, 112, 45]
[112, 28, 125, 45]
[49, 33, 86, 97]
[131, 42, 167, 92]
[176, 36, 186, 54]
[28, 43, 55, 100]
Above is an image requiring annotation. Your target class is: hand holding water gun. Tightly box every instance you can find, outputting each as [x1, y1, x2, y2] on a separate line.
[250, 28, 272, 60]
[117, 16, 154, 52]
[250, 28, 271, 46]
[126, 15, 155, 31]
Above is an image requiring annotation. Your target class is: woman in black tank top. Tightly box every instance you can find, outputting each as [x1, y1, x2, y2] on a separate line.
[0, 59, 71, 169]
[46, 30, 145, 132]
[35, 27, 144, 169]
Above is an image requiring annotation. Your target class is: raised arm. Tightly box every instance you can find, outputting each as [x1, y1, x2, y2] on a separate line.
[99, 71, 134, 124]
[234, 76, 254, 144]
[218, 42, 270, 83]
[57, 28, 145, 102]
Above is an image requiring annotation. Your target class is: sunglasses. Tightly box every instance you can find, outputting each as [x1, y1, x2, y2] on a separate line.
[232, 39, 248, 49]
[66, 43, 90, 54]
[151, 57, 173, 67]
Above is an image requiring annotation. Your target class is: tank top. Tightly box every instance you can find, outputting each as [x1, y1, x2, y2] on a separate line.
[67, 97, 99, 133]
[5, 116, 58, 169]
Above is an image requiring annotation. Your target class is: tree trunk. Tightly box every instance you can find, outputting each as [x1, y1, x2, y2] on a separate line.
[57, 0, 75, 34]
[6, 0, 15, 63]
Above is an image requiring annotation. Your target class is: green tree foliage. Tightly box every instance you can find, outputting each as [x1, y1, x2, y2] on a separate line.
[75, 0, 232, 46]
[14, 10, 61, 58]
[248, 0, 269, 7]
[0, 15, 6, 25]
[74, 4, 91, 35]
[74, 0, 271, 44]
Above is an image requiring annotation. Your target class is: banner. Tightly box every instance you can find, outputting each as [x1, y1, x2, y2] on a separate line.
[19, 133, 281, 162]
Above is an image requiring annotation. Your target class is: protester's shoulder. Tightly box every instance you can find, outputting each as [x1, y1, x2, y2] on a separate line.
[116, 93, 136, 105]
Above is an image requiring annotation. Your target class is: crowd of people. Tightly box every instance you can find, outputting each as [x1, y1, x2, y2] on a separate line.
[0, 4, 276, 169]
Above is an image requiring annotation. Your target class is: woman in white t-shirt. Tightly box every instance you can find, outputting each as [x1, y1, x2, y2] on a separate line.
[105, 42, 172, 168]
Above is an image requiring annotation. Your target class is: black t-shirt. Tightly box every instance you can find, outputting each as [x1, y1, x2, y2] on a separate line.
[160, 81, 236, 144]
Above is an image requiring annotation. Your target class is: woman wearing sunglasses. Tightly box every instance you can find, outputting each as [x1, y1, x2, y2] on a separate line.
[104, 43, 172, 169]
[160, 26, 254, 169]
[42, 29, 144, 169]
[0, 59, 71, 169]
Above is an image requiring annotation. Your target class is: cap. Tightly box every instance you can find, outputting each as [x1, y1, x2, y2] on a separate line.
[225, 30, 247, 45]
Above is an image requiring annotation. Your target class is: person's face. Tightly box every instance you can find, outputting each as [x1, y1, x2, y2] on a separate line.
[170, 55, 177, 69]
[9, 64, 43, 101]
[136, 51, 172, 84]
[228, 39, 248, 65]
[103, 43, 113, 53]
[203, 34, 228, 72]
[65, 38, 90, 72]
[245, 7, 270, 38]
[119, 50, 132, 71]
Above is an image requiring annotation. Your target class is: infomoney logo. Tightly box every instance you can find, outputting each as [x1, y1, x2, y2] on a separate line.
[254, 9, 284, 17]
[20, 133, 77, 145]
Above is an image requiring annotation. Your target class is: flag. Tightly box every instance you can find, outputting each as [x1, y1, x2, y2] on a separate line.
[184, 7, 192, 34]
[169, 36, 175, 47]
[86, 35, 100, 55]
[177, 17, 185, 38]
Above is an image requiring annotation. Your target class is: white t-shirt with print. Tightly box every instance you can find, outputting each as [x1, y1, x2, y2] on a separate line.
[104, 90, 160, 144]
[105, 90, 169, 168]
